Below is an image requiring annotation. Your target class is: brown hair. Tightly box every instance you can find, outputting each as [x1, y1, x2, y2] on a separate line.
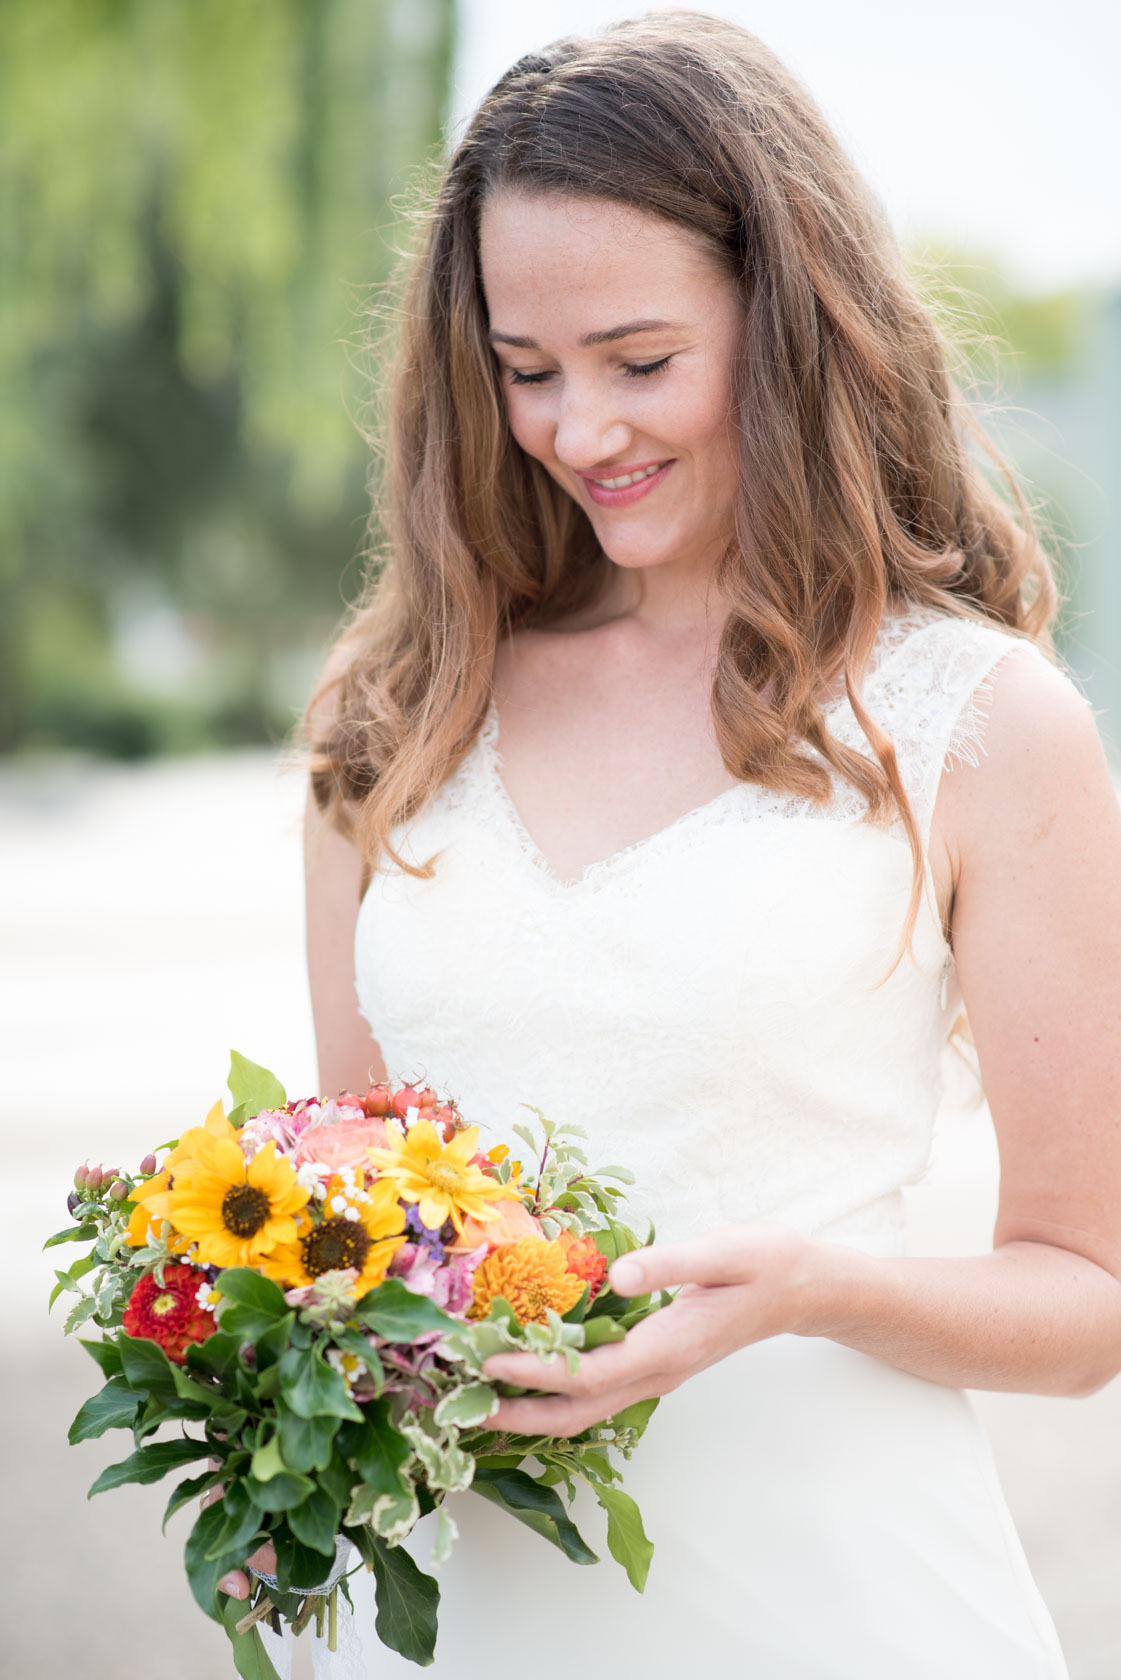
[307, 9, 1057, 964]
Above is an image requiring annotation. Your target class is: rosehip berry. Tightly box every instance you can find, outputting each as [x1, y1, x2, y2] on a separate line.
[84, 1166, 103, 1191]
[361, 1085, 392, 1118]
[139, 1153, 157, 1176]
[108, 1180, 129, 1201]
[415, 1087, 439, 1110]
[73, 1165, 89, 1190]
[391, 1085, 421, 1119]
[101, 1167, 119, 1184]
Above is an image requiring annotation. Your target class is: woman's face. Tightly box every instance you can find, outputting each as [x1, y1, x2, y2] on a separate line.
[479, 192, 744, 585]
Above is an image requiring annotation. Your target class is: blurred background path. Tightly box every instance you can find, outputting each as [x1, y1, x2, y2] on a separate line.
[2, 750, 1118, 1679]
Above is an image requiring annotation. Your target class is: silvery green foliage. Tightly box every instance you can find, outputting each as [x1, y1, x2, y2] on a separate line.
[438, 1302, 585, 1381]
[512, 1106, 634, 1240]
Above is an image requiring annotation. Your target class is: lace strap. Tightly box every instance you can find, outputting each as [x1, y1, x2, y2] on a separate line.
[860, 612, 1055, 849]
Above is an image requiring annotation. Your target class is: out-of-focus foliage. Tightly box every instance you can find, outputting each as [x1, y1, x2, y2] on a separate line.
[1, 0, 454, 754]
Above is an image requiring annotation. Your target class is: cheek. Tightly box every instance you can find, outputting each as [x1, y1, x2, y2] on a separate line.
[503, 393, 553, 465]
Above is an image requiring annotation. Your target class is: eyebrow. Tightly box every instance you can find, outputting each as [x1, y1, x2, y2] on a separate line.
[487, 318, 685, 349]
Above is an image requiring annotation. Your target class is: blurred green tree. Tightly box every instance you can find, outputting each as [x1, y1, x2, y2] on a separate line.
[1, 0, 454, 753]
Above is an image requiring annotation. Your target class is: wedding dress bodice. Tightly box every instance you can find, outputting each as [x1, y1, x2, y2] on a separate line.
[354, 603, 1048, 1258]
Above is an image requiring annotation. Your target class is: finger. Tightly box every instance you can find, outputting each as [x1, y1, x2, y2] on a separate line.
[609, 1229, 750, 1296]
[219, 1571, 251, 1600]
[481, 1351, 577, 1390]
[246, 1540, 277, 1572]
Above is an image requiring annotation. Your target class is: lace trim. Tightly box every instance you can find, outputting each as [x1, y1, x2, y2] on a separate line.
[430, 604, 1029, 893]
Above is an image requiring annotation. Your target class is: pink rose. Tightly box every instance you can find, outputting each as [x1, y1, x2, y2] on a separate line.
[293, 1113, 389, 1172]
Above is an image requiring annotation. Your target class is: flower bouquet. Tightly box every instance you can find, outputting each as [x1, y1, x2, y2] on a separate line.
[47, 1053, 661, 1673]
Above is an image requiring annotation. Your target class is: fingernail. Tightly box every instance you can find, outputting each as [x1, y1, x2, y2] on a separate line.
[610, 1257, 643, 1294]
[219, 1574, 247, 1598]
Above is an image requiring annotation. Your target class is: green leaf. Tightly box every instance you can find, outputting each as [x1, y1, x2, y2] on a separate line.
[228, 1051, 286, 1116]
[272, 1529, 338, 1595]
[368, 1535, 440, 1666]
[277, 1402, 340, 1473]
[64, 1295, 99, 1333]
[594, 1484, 654, 1592]
[205, 1480, 267, 1562]
[471, 1466, 598, 1565]
[354, 1278, 457, 1342]
[50, 1252, 97, 1309]
[338, 1400, 411, 1496]
[249, 1434, 286, 1482]
[186, 1330, 241, 1385]
[117, 1332, 181, 1403]
[245, 1469, 315, 1513]
[580, 1315, 628, 1350]
[68, 1374, 139, 1443]
[215, 1269, 289, 1319]
[185, 1499, 248, 1620]
[432, 1384, 498, 1430]
[89, 1437, 213, 1497]
[609, 1396, 660, 1438]
[288, 1485, 341, 1557]
[163, 1468, 224, 1533]
[277, 1347, 362, 1422]
[79, 1337, 123, 1377]
[44, 1223, 96, 1250]
[219, 1596, 283, 1680]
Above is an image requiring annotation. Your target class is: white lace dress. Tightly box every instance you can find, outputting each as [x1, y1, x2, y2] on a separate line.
[313, 605, 1072, 1676]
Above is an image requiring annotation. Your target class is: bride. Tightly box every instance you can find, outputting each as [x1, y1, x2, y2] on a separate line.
[221, 12, 1121, 1674]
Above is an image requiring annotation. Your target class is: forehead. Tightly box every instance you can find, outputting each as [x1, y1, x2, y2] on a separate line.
[478, 191, 731, 326]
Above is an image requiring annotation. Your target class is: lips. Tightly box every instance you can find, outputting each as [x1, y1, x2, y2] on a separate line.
[579, 459, 674, 508]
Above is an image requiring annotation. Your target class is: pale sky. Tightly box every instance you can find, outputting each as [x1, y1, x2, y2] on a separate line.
[452, 0, 1120, 296]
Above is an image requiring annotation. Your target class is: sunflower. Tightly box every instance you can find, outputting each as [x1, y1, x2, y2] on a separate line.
[126, 1100, 235, 1249]
[165, 1134, 309, 1268]
[366, 1121, 507, 1236]
[469, 1236, 586, 1326]
[261, 1176, 407, 1294]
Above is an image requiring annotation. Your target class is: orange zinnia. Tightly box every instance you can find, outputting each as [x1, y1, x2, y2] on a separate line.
[469, 1237, 586, 1326]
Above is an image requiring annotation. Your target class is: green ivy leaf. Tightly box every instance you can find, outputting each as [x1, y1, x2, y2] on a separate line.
[354, 1278, 457, 1342]
[117, 1332, 182, 1403]
[218, 1595, 283, 1680]
[89, 1437, 213, 1497]
[272, 1529, 338, 1596]
[288, 1484, 342, 1557]
[368, 1534, 440, 1666]
[594, 1483, 654, 1592]
[215, 1269, 289, 1318]
[68, 1374, 139, 1443]
[204, 1479, 267, 1562]
[79, 1337, 123, 1377]
[277, 1401, 340, 1473]
[338, 1400, 411, 1495]
[244, 1468, 316, 1513]
[185, 1498, 249, 1620]
[608, 1396, 659, 1438]
[163, 1467, 224, 1533]
[227, 1051, 286, 1116]
[579, 1316, 628, 1351]
[471, 1466, 598, 1565]
[277, 1347, 362, 1422]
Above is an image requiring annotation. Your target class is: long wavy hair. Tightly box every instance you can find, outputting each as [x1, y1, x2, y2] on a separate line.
[306, 9, 1058, 965]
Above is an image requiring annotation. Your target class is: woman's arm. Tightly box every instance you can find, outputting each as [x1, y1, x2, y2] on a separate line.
[305, 784, 388, 1095]
[484, 647, 1121, 1432]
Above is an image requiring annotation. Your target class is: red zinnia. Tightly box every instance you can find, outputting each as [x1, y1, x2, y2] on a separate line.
[123, 1265, 215, 1364]
[557, 1231, 609, 1302]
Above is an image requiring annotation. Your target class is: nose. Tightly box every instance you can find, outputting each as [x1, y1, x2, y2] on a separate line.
[552, 377, 631, 472]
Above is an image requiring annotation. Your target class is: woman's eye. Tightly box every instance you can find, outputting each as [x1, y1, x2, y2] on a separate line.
[508, 369, 551, 386]
[622, 356, 671, 379]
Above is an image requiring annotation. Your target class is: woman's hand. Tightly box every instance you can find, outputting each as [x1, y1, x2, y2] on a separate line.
[201, 1481, 276, 1602]
[482, 1221, 822, 1436]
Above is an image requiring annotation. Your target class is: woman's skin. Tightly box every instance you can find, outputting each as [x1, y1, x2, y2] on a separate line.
[218, 192, 1121, 1596]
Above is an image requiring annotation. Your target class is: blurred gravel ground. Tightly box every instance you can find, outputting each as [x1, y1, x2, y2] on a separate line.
[1, 751, 1117, 1679]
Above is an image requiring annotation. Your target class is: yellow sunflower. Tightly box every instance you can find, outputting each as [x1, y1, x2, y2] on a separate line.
[366, 1121, 507, 1236]
[126, 1101, 234, 1249]
[469, 1236, 586, 1326]
[165, 1135, 309, 1268]
[261, 1176, 407, 1294]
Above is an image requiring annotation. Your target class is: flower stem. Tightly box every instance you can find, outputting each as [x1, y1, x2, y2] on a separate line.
[328, 1586, 338, 1652]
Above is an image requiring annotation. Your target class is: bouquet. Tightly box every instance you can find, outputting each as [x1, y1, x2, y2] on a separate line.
[47, 1052, 661, 1674]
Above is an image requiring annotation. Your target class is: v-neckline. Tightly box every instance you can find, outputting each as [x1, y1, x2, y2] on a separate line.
[476, 697, 750, 891]
[472, 604, 937, 893]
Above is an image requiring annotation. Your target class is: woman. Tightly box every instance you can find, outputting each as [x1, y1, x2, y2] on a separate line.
[224, 12, 1121, 1675]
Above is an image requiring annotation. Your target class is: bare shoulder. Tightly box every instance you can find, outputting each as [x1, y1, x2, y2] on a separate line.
[936, 640, 1112, 876]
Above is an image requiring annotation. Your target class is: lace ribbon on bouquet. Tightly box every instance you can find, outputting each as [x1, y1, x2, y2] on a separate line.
[257, 1600, 365, 1680]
